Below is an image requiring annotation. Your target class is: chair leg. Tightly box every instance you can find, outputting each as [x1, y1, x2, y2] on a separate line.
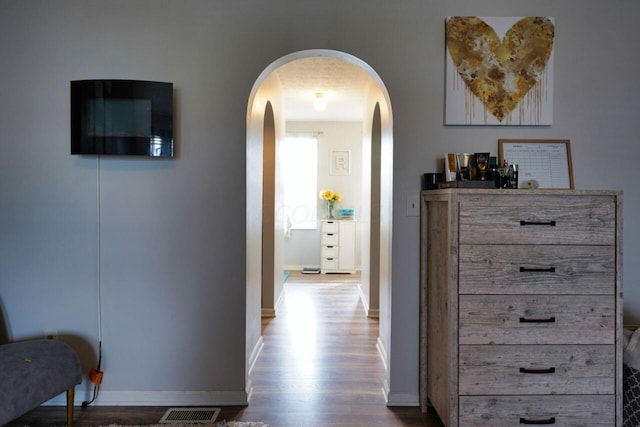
[66, 388, 75, 427]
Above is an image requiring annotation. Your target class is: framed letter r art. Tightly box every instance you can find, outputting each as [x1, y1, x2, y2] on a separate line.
[330, 149, 351, 176]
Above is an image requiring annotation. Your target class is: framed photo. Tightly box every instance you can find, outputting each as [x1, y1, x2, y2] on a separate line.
[330, 149, 351, 175]
[498, 139, 574, 189]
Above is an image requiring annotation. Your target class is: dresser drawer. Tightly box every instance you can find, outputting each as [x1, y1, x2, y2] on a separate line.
[459, 295, 615, 345]
[321, 245, 338, 257]
[321, 258, 338, 270]
[459, 245, 615, 295]
[459, 395, 615, 426]
[458, 194, 616, 245]
[322, 221, 339, 233]
[459, 344, 615, 395]
[321, 233, 338, 246]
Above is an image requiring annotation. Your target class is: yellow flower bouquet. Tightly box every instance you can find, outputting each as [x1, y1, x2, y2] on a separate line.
[319, 190, 342, 219]
[319, 190, 342, 203]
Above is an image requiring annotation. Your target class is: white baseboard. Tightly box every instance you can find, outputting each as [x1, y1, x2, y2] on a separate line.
[44, 390, 249, 406]
[244, 333, 264, 404]
[245, 378, 254, 404]
[376, 338, 419, 407]
[381, 379, 390, 403]
[357, 284, 369, 314]
[376, 337, 388, 372]
[261, 283, 286, 318]
[357, 284, 379, 318]
[261, 308, 276, 317]
[45, 386, 415, 408]
[385, 390, 420, 407]
[274, 287, 285, 313]
[247, 336, 264, 376]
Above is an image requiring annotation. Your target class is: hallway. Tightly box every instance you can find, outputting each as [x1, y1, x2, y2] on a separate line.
[239, 272, 440, 426]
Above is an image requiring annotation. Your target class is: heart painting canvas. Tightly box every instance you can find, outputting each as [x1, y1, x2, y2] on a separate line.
[445, 16, 555, 126]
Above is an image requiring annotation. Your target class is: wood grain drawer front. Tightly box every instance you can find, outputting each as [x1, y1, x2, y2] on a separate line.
[321, 233, 338, 246]
[459, 395, 615, 426]
[458, 195, 616, 245]
[459, 295, 615, 345]
[321, 246, 338, 258]
[459, 245, 615, 295]
[459, 345, 615, 395]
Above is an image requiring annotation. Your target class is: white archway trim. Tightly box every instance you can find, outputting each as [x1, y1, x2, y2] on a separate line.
[245, 49, 394, 403]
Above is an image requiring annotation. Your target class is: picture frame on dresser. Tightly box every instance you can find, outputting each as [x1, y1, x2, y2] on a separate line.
[499, 139, 574, 189]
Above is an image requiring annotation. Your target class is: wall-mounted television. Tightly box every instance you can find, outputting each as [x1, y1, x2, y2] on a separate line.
[71, 80, 174, 157]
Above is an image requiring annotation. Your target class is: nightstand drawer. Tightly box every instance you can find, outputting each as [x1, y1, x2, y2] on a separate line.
[458, 194, 616, 245]
[459, 344, 615, 395]
[459, 295, 615, 345]
[459, 244, 615, 295]
[459, 395, 615, 426]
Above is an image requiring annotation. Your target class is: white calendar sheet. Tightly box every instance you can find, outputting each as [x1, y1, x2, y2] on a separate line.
[500, 141, 572, 189]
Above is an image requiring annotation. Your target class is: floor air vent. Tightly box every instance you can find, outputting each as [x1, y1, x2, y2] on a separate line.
[159, 407, 221, 424]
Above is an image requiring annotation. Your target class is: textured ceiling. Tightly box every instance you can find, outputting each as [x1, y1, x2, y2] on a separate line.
[273, 57, 373, 122]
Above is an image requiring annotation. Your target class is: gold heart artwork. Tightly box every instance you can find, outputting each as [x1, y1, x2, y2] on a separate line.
[446, 16, 555, 124]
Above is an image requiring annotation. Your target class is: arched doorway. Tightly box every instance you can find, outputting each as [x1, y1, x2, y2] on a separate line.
[245, 49, 393, 400]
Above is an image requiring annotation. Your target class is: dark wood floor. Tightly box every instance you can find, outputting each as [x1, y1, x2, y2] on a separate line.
[10, 273, 443, 426]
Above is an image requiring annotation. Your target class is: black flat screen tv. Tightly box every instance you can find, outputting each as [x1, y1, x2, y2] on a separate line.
[71, 80, 174, 157]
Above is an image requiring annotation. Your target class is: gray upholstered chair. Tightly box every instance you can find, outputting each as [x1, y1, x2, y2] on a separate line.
[0, 339, 83, 426]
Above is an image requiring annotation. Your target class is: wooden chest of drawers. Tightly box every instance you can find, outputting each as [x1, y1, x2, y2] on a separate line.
[420, 189, 622, 426]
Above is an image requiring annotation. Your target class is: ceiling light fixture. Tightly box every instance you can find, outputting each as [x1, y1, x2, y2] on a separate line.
[313, 92, 327, 112]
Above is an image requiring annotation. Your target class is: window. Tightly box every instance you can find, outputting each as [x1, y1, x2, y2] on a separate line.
[280, 135, 318, 229]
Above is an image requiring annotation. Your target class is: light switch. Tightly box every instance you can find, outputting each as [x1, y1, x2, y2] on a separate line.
[407, 195, 420, 217]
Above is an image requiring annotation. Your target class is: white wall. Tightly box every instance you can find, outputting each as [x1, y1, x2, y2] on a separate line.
[283, 121, 363, 270]
[1, 0, 639, 406]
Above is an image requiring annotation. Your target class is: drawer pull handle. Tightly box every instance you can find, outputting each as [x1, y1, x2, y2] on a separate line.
[519, 267, 556, 273]
[519, 316, 556, 323]
[519, 367, 556, 374]
[520, 417, 556, 425]
[520, 220, 556, 227]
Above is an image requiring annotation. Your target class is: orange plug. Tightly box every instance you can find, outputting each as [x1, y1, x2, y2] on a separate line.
[89, 368, 104, 386]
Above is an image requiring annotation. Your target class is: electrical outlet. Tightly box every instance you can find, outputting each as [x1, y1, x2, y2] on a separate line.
[44, 330, 58, 340]
[406, 195, 420, 217]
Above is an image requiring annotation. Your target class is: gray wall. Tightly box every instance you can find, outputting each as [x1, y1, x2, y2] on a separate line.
[1, 0, 639, 405]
